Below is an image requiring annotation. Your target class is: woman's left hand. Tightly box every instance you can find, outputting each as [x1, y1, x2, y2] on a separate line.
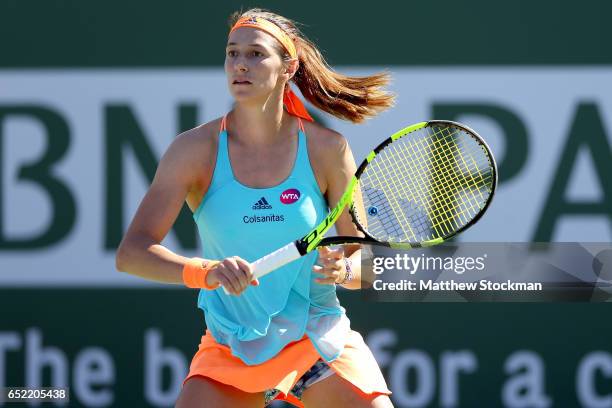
[313, 246, 346, 285]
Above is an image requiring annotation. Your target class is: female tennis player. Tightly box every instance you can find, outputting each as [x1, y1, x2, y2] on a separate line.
[116, 8, 395, 408]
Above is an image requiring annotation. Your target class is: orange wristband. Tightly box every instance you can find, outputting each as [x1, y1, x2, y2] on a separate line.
[182, 258, 220, 290]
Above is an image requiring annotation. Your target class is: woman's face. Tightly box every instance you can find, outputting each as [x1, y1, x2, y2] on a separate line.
[225, 27, 288, 103]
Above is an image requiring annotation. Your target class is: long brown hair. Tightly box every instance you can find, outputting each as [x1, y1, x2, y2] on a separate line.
[228, 9, 395, 124]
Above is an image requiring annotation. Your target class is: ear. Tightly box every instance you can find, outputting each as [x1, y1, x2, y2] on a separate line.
[284, 58, 299, 80]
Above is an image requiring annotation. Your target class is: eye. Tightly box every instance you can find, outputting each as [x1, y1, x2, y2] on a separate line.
[251, 51, 264, 57]
[226, 50, 237, 57]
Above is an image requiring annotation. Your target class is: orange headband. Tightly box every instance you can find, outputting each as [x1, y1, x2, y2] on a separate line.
[230, 16, 297, 59]
[229, 16, 313, 122]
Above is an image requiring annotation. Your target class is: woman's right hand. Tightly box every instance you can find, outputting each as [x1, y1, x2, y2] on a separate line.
[207, 256, 259, 295]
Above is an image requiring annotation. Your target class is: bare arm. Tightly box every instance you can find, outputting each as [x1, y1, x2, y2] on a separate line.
[115, 128, 211, 284]
[115, 123, 257, 295]
[312, 129, 364, 290]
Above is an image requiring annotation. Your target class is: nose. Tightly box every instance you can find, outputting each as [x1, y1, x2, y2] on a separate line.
[235, 57, 248, 72]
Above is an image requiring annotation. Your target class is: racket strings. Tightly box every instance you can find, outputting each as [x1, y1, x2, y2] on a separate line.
[439, 130, 493, 217]
[387, 143, 439, 236]
[356, 125, 494, 243]
[362, 157, 417, 240]
[359, 138, 439, 242]
[402, 131, 460, 235]
[408, 126, 493, 235]
[406, 126, 493, 235]
[390, 129, 467, 237]
[361, 146, 429, 241]
[424, 127, 491, 229]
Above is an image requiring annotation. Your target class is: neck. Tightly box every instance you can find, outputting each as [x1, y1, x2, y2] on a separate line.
[229, 88, 294, 146]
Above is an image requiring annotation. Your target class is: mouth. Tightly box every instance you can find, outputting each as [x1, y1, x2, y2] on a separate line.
[232, 80, 252, 85]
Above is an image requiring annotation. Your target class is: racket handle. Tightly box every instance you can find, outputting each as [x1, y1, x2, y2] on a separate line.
[222, 242, 302, 295]
[252, 242, 302, 279]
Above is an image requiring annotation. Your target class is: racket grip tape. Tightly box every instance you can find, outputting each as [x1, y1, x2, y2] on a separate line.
[222, 242, 302, 295]
[252, 242, 302, 279]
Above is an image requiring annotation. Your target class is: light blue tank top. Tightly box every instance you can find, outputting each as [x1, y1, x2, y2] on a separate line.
[193, 116, 350, 365]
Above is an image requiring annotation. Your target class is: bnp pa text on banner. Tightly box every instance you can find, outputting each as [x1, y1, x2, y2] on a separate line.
[360, 243, 612, 302]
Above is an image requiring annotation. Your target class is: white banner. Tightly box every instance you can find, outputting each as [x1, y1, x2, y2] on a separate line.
[1, 68, 611, 286]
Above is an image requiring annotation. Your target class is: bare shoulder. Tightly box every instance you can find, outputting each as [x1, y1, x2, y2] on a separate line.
[302, 121, 349, 163]
[154, 118, 222, 190]
[169, 118, 221, 161]
[302, 121, 355, 196]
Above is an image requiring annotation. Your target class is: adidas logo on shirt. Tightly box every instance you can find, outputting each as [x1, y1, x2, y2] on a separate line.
[252, 197, 272, 210]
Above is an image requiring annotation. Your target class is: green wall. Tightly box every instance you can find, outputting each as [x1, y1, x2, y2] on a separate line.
[2, 0, 612, 67]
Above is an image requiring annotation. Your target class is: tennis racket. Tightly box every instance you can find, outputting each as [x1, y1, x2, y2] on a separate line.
[223, 120, 497, 293]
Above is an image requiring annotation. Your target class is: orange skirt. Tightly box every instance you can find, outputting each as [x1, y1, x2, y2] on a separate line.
[184, 329, 391, 406]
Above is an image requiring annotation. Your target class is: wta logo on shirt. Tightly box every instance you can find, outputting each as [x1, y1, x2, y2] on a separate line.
[252, 197, 272, 210]
[280, 188, 301, 204]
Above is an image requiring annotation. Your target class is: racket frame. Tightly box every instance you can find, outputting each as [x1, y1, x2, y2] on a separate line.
[297, 120, 498, 252]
